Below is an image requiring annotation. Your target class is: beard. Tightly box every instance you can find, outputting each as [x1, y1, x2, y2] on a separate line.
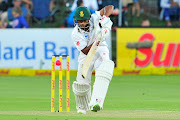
[80, 23, 90, 32]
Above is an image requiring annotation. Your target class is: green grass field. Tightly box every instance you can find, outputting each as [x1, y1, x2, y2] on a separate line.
[0, 75, 180, 120]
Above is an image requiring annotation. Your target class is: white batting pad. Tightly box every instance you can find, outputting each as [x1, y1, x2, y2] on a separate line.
[72, 81, 91, 112]
[90, 60, 114, 109]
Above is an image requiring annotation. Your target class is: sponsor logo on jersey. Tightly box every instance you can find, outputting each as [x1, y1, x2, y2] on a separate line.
[76, 41, 80, 46]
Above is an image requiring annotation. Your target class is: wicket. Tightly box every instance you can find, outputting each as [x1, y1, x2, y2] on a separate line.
[51, 55, 70, 112]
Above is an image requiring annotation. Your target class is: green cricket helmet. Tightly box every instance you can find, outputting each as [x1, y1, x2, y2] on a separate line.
[74, 7, 91, 21]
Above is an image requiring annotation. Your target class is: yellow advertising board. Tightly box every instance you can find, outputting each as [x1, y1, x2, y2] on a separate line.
[117, 28, 180, 75]
[0, 69, 77, 76]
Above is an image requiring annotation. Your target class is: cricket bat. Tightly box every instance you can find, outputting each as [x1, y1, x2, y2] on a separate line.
[81, 31, 102, 78]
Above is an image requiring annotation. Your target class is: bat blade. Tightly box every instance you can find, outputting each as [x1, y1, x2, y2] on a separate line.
[81, 32, 101, 78]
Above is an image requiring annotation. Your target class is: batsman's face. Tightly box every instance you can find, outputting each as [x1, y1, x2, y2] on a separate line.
[77, 20, 90, 32]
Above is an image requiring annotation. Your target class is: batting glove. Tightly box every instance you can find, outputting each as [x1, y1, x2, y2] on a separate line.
[99, 16, 113, 30]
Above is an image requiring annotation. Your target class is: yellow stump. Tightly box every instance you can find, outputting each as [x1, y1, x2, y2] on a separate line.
[66, 56, 70, 112]
[59, 56, 63, 112]
[51, 56, 55, 112]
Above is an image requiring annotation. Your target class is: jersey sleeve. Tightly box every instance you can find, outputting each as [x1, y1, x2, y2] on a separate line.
[91, 11, 101, 20]
[91, 11, 102, 27]
[20, 16, 29, 28]
[72, 32, 87, 51]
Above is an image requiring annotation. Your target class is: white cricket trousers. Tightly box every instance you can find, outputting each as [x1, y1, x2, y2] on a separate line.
[76, 46, 110, 85]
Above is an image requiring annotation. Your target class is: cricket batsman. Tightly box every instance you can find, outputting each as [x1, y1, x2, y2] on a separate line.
[72, 5, 115, 114]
